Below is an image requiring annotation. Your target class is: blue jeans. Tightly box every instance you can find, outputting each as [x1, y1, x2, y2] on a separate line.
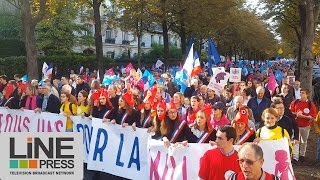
[317, 137, 320, 161]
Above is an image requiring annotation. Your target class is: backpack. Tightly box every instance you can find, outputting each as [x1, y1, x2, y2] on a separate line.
[62, 103, 75, 115]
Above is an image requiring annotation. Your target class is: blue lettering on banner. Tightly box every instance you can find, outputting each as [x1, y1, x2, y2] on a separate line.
[93, 128, 108, 162]
[128, 137, 140, 171]
[76, 124, 93, 153]
[116, 133, 125, 167]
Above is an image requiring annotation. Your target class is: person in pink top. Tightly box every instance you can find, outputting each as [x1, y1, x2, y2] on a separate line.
[211, 101, 230, 130]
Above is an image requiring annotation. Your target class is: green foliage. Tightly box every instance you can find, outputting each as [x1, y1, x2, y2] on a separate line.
[36, 2, 94, 55]
[0, 12, 24, 57]
[0, 54, 115, 78]
[139, 44, 182, 63]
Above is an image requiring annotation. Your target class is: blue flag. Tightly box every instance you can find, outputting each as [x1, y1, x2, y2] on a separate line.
[142, 69, 155, 86]
[208, 38, 221, 75]
[21, 74, 28, 82]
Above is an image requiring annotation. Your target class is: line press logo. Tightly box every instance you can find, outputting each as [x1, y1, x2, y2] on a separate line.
[0, 133, 83, 180]
[9, 136, 75, 169]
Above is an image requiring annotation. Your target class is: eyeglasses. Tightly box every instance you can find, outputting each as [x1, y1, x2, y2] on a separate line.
[237, 158, 261, 165]
[168, 111, 177, 114]
[60, 96, 66, 98]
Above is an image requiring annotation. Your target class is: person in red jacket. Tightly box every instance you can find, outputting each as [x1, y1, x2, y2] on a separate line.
[228, 143, 280, 180]
[289, 88, 317, 164]
[198, 125, 241, 180]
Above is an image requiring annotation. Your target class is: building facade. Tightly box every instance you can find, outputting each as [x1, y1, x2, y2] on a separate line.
[73, 5, 181, 59]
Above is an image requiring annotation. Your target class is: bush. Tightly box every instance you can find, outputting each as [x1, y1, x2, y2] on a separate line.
[0, 54, 115, 78]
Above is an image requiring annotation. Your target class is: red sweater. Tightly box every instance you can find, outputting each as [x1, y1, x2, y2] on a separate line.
[199, 148, 241, 180]
[289, 100, 317, 127]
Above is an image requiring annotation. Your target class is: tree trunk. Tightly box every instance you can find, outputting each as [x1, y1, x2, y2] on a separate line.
[21, 0, 40, 80]
[93, 0, 104, 81]
[180, 22, 187, 58]
[137, 29, 142, 68]
[162, 19, 169, 66]
[299, 1, 315, 96]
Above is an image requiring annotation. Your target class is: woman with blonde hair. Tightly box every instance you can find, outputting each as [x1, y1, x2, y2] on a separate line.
[254, 108, 292, 152]
[20, 85, 41, 110]
[60, 92, 77, 132]
[173, 92, 186, 121]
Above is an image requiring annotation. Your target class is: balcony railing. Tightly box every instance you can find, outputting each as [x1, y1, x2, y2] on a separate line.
[105, 38, 115, 44]
[122, 40, 130, 45]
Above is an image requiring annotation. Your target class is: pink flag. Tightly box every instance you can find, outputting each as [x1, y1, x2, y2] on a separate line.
[105, 68, 115, 76]
[267, 71, 278, 94]
[125, 63, 134, 73]
[225, 56, 231, 69]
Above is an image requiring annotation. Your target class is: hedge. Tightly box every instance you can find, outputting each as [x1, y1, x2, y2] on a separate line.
[0, 54, 115, 78]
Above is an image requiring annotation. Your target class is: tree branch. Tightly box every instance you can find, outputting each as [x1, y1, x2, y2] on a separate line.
[32, 0, 47, 26]
[5, 0, 20, 9]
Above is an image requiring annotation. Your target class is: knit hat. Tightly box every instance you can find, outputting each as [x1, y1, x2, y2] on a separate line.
[234, 107, 249, 127]
[168, 99, 177, 110]
[122, 90, 134, 107]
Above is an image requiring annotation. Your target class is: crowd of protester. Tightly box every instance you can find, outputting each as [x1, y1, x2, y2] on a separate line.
[0, 61, 320, 180]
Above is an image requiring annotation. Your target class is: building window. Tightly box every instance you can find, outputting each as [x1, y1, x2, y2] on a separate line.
[141, 42, 145, 47]
[84, 24, 93, 36]
[151, 35, 154, 46]
[122, 32, 130, 45]
[158, 36, 161, 44]
[106, 51, 115, 59]
[105, 28, 115, 44]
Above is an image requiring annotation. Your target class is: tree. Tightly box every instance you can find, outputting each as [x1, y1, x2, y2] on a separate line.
[262, 0, 320, 95]
[109, 0, 156, 68]
[37, 2, 90, 55]
[5, 0, 48, 80]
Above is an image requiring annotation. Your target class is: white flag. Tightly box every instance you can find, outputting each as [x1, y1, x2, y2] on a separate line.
[155, 59, 164, 68]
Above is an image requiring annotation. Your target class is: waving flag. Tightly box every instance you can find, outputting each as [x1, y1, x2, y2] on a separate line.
[155, 59, 164, 68]
[125, 63, 134, 74]
[208, 38, 221, 75]
[191, 51, 202, 77]
[79, 66, 84, 74]
[105, 68, 115, 76]
[21, 74, 28, 82]
[142, 69, 155, 90]
[267, 71, 278, 94]
[183, 43, 194, 77]
[43, 63, 53, 80]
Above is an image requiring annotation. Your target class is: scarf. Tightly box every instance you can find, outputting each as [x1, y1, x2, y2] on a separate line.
[25, 96, 37, 110]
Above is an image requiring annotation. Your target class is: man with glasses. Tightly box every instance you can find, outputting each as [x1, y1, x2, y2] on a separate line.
[228, 143, 280, 180]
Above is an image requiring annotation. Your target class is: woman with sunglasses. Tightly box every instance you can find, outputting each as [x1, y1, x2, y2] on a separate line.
[210, 101, 230, 130]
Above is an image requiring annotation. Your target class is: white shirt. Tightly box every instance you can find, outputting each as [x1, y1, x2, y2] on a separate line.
[294, 88, 301, 99]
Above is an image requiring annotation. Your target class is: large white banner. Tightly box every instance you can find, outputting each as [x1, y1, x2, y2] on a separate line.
[87, 119, 150, 179]
[0, 108, 67, 132]
[148, 138, 295, 180]
[72, 116, 92, 163]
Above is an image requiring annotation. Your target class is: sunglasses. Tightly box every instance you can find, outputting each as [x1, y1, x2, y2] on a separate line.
[237, 158, 260, 165]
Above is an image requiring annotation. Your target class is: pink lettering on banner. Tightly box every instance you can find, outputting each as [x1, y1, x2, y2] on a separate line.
[149, 150, 187, 180]
[37, 119, 64, 132]
[150, 151, 161, 180]
[0, 114, 31, 132]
